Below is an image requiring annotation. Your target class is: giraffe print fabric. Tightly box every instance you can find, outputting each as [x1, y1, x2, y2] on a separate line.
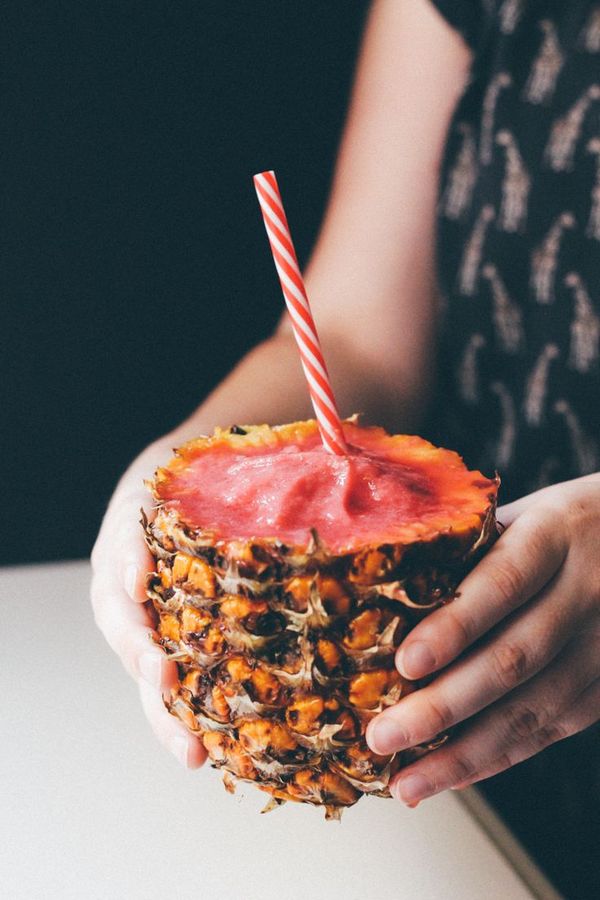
[430, 0, 600, 503]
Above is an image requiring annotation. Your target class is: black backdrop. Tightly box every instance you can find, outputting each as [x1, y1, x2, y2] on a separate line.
[3, 1, 369, 566]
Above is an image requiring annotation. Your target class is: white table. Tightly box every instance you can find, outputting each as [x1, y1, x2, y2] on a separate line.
[1, 561, 560, 900]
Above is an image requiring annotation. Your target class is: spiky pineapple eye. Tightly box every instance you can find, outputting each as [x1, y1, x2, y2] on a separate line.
[348, 549, 390, 583]
[315, 638, 343, 674]
[203, 733, 257, 780]
[210, 685, 230, 720]
[287, 769, 360, 808]
[285, 695, 324, 734]
[219, 596, 284, 636]
[282, 576, 312, 611]
[265, 642, 301, 671]
[158, 613, 181, 643]
[248, 668, 285, 705]
[181, 606, 212, 635]
[342, 608, 383, 650]
[333, 709, 359, 742]
[317, 577, 351, 616]
[237, 720, 298, 756]
[171, 553, 216, 597]
[203, 627, 226, 655]
[347, 669, 400, 709]
[180, 669, 202, 695]
[218, 656, 286, 707]
[224, 542, 273, 579]
[335, 742, 391, 781]
[223, 656, 254, 682]
[282, 575, 350, 616]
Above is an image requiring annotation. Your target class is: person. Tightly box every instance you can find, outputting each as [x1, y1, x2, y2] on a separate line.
[91, 0, 600, 816]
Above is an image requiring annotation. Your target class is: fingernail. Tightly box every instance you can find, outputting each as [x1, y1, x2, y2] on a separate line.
[138, 652, 162, 688]
[395, 773, 433, 805]
[368, 718, 408, 754]
[398, 641, 436, 679]
[124, 564, 138, 599]
[171, 735, 190, 767]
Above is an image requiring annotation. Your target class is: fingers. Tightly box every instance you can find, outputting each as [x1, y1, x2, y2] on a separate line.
[395, 505, 568, 680]
[90, 438, 207, 770]
[91, 484, 166, 685]
[112, 486, 156, 603]
[138, 680, 207, 769]
[495, 495, 542, 529]
[368, 568, 577, 755]
[90, 451, 160, 673]
[93, 489, 155, 603]
[387, 634, 600, 804]
[452, 678, 600, 789]
[497, 474, 600, 529]
[90, 573, 166, 681]
[92, 563, 207, 770]
[92, 568, 207, 770]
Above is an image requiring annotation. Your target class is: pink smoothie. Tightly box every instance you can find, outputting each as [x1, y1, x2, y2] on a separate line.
[159, 429, 483, 552]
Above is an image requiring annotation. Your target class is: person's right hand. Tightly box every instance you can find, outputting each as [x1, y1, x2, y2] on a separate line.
[90, 436, 207, 769]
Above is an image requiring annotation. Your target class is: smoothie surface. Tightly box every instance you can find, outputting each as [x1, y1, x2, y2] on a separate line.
[157, 424, 495, 552]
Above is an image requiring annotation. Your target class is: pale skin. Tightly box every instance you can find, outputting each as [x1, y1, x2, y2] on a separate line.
[91, 0, 600, 799]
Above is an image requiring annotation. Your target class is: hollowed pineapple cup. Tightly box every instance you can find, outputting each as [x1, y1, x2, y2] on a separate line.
[144, 419, 498, 818]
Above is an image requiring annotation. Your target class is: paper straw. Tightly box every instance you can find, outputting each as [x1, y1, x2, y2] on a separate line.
[253, 170, 348, 455]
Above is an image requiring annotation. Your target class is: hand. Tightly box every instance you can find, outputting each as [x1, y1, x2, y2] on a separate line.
[366, 474, 600, 806]
[90, 437, 207, 769]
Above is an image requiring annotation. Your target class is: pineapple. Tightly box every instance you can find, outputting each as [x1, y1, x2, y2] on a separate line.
[144, 419, 498, 818]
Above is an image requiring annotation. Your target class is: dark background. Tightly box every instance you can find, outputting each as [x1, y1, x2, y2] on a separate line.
[4, 4, 598, 897]
[3, 1, 368, 566]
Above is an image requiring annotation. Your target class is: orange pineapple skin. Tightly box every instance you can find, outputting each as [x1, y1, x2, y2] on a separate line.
[144, 420, 498, 818]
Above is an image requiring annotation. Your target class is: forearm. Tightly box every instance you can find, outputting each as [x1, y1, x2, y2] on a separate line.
[275, 0, 470, 436]
[171, 327, 426, 447]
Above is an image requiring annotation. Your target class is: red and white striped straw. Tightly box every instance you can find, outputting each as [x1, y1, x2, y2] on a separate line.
[253, 170, 348, 455]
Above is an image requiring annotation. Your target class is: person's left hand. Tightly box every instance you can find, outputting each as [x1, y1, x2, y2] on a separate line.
[366, 474, 600, 806]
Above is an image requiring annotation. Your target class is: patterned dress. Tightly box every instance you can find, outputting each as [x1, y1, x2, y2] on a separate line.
[429, 0, 600, 504]
[427, 3, 599, 896]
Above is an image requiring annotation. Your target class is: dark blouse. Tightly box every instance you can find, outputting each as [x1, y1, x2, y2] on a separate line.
[429, 0, 600, 504]
[427, 3, 600, 896]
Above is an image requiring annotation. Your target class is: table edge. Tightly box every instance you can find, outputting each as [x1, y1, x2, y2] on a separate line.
[457, 788, 563, 900]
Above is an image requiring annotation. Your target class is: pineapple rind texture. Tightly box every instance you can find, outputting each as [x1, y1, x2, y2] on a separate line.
[144, 421, 498, 817]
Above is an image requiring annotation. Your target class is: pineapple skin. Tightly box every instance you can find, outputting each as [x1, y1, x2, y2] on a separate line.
[144, 421, 498, 818]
